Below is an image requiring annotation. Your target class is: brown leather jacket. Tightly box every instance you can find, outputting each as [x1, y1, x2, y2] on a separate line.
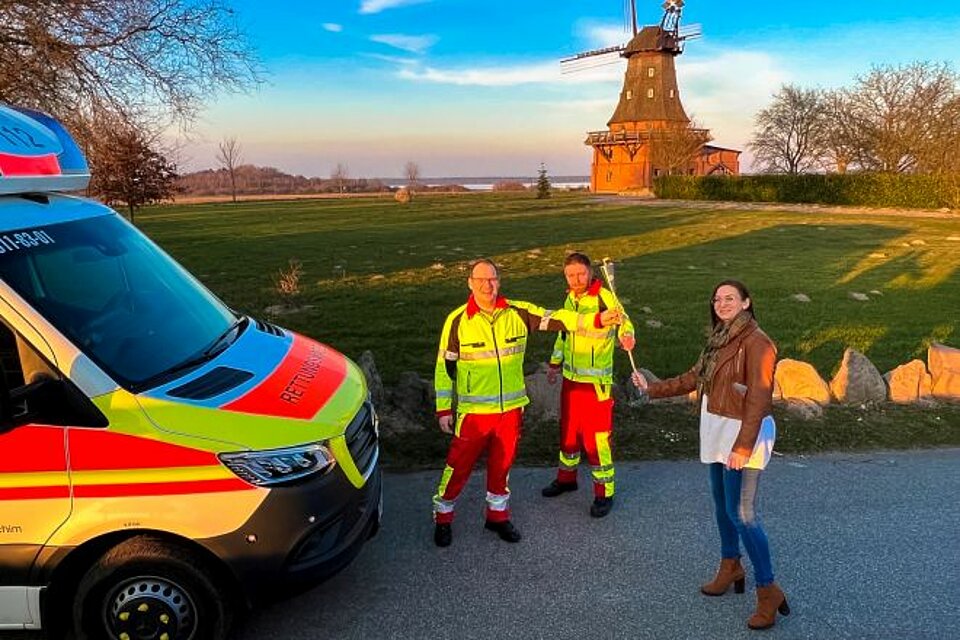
[648, 320, 777, 457]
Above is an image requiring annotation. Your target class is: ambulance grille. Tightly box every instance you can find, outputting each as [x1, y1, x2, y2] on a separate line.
[167, 366, 254, 400]
[254, 317, 285, 336]
[345, 401, 378, 476]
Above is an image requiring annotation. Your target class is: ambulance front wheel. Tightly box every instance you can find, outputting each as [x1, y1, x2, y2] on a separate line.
[72, 535, 233, 640]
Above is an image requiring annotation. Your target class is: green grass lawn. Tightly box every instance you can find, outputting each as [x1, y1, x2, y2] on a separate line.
[139, 192, 960, 465]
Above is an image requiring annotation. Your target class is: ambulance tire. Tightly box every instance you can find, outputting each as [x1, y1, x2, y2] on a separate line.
[71, 535, 232, 640]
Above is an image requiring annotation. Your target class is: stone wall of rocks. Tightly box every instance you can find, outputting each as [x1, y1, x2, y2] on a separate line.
[358, 343, 960, 434]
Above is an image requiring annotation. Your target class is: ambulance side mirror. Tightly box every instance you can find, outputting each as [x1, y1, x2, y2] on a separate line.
[6, 376, 107, 430]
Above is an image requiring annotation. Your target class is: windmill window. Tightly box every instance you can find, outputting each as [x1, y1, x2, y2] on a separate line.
[626, 90, 632, 100]
[670, 89, 675, 98]
[648, 67, 655, 77]
[647, 89, 654, 98]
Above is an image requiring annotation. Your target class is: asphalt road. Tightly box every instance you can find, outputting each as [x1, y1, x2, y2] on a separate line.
[6, 448, 959, 639]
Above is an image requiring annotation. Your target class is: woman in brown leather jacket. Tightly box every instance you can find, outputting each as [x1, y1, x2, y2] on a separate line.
[632, 280, 789, 630]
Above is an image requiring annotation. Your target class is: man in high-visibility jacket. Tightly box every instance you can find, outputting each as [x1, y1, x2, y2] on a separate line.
[432, 258, 622, 547]
[543, 252, 636, 518]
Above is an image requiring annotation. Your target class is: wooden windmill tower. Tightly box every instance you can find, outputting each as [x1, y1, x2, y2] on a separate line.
[564, 0, 740, 193]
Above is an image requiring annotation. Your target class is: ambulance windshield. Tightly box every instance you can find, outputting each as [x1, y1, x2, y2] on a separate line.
[0, 214, 239, 390]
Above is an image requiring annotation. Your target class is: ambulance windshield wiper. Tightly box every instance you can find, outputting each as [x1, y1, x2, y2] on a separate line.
[202, 315, 248, 359]
[138, 317, 248, 389]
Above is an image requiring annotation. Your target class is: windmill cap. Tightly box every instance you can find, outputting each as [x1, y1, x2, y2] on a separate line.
[0, 103, 91, 195]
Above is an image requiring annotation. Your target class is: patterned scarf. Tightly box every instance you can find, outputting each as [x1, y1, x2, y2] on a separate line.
[695, 311, 755, 396]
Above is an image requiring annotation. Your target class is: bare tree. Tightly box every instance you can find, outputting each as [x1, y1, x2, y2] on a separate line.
[85, 110, 178, 223]
[749, 85, 828, 174]
[919, 94, 960, 174]
[819, 90, 859, 174]
[331, 163, 349, 195]
[845, 62, 960, 173]
[0, 0, 260, 130]
[404, 161, 421, 190]
[216, 136, 242, 202]
[649, 120, 712, 176]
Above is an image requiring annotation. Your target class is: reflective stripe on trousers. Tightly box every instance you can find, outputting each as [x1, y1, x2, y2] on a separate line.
[432, 409, 521, 524]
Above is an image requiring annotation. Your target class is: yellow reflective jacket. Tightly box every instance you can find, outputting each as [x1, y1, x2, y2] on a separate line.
[435, 295, 595, 415]
[549, 279, 635, 386]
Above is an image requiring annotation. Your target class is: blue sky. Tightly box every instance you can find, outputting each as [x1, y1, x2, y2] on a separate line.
[175, 0, 960, 178]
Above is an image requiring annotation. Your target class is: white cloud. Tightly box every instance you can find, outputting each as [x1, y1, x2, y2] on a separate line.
[370, 33, 438, 54]
[578, 22, 631, 49]
[359, 0, 430, 15]
[677, 49, 788, 168]
[398, 60, 622, 87]
[364, 53, 420, 66]
[322, 23, 343, 33]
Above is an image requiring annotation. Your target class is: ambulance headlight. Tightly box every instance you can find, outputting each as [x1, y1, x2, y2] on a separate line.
[219, 443, 336, 486]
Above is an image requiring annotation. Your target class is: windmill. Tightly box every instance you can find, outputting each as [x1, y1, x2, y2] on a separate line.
[561, 0, 701, 72]
[562, 1, 736, 194]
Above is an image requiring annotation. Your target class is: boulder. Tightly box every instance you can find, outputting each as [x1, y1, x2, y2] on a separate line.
[380, 371, 435, 434]
[782, 398, 824, 420]
[616, 368, 660, 406]
[929, 342, 960, 400]
[830, 349, 886, 404]
[524, 364, 561, 421]
[774, 359, 831, 405]
[884, 360, 934, 404]
[357, 350, 385, 408]
[360, 352, 434, 435]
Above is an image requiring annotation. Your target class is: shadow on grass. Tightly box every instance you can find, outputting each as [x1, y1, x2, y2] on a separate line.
[533, 221, 957, 381]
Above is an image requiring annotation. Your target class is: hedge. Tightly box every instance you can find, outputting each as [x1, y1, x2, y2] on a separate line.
[653, 173, 960, 209]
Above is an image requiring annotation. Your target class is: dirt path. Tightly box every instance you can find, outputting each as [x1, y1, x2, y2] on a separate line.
[593, 196, 959, 219]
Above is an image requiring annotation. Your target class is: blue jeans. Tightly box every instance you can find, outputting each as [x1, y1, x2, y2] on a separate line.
[708, 463, 774, 586]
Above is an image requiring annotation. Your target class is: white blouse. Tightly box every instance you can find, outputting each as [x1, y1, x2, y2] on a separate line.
[699, 395, 776, 470]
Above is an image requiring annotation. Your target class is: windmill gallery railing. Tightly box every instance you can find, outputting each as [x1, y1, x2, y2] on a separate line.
[585, 127, 711, 162]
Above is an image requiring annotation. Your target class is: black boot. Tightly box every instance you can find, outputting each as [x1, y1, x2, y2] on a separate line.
[484, 520, 522, 542]
[434, 523, 452, 547]
[542, 480, 578, 497]
[590, 497, 614, 518]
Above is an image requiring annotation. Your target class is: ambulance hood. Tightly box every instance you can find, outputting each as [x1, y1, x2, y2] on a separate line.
[136, 319, 369, 450]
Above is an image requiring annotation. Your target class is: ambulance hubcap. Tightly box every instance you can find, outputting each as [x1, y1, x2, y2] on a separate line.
[105, 577, 197, 640]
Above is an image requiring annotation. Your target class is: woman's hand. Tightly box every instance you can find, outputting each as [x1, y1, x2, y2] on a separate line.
[726, 451, 748, 470]
[631, 370, 648, 390]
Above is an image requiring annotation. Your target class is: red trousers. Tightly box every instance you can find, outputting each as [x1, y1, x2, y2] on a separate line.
[555, 379, 615, 498]
[432, 408, 522, 524]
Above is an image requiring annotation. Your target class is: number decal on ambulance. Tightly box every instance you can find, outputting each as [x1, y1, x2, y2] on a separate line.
[0, 229, 55, 254]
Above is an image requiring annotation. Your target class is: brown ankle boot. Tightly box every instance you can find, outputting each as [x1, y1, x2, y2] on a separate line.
[748, 582, 790, 630]
[700, 557, 746, 596]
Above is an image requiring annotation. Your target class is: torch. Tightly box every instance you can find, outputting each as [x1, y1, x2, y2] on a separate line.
[599, 257, 639, 375]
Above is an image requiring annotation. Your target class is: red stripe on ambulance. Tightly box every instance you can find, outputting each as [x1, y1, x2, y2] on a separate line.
[0, 426, 65, 473]
[69, 429, 221, 471]
[73, 478, 253, 498]
[0, 151, 61, 176]
[223, 334, 348, 419]
[0, 485, 70, 500]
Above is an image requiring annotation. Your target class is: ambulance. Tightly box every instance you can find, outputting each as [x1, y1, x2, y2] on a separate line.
[0, 104, 382, 640]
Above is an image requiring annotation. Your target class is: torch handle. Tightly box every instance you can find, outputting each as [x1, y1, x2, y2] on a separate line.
[600, 261, 638, 374]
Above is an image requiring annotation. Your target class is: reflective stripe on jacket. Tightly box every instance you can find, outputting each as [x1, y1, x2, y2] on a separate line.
[436, 295, 588, 415]
[549, 280, 635, 386]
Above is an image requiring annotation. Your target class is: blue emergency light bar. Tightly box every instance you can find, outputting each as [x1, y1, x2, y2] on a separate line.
[0, 104, 91, 195]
